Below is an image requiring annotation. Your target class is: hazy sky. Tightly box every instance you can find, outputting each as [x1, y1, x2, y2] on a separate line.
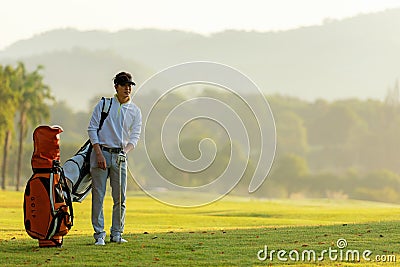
[1, 0, 400, 50]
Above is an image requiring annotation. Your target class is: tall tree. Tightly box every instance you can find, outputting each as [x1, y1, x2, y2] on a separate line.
[14, 62, 54, 191]
[0, 65, 17, 190]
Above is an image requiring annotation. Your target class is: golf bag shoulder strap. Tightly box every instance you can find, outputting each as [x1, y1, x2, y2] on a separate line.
[59, 167, 73, 227]
[98, 97, 112, 132]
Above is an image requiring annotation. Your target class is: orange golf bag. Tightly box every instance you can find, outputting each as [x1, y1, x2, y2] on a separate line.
[23, 125, 73, 247]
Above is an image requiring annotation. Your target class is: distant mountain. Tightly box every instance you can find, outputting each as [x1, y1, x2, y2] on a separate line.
[1, 48, 154, 111]
[1, 8, 400, 111]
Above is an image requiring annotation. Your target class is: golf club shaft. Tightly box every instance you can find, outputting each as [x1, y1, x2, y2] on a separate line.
[119, 160, 122, 242]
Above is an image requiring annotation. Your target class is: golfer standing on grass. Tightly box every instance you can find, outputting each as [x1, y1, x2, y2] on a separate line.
[88, 71, 142, 245]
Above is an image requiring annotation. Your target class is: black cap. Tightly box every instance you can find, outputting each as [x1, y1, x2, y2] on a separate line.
[114, 73, 136, 86]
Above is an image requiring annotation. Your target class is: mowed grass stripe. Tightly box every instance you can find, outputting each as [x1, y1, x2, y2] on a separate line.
[2, 190, 400, 234]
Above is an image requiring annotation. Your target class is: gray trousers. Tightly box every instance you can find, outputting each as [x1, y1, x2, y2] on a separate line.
[90, 150, 127, 240]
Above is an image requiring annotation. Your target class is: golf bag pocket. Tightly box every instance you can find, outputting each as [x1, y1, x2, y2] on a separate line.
[63, 140, 92, 202]
[24, 169, 72, 247]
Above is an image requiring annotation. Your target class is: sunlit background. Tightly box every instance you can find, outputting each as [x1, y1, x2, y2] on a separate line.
[1, 0, 400, 204]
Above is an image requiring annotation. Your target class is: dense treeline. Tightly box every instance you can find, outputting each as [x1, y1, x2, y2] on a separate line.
[263, 88, 400, 203]
[1, 66, 400, 203]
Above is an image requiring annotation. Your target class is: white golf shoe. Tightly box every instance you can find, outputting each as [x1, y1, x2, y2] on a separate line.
[95, 237, 105, 246]
[110, 236, 128, 243]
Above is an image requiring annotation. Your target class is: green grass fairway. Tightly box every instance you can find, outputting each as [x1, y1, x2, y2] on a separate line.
[1, 190, 400, 266]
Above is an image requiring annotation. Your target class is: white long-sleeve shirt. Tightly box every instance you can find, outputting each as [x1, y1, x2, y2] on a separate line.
[88, 95, 142, 149]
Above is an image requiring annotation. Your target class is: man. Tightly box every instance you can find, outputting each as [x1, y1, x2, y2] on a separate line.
[88, 71, 142, 245]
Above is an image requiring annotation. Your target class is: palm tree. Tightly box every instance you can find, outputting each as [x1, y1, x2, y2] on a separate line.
[14, 62, 54, 191]
[0, 65, 18, 190]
